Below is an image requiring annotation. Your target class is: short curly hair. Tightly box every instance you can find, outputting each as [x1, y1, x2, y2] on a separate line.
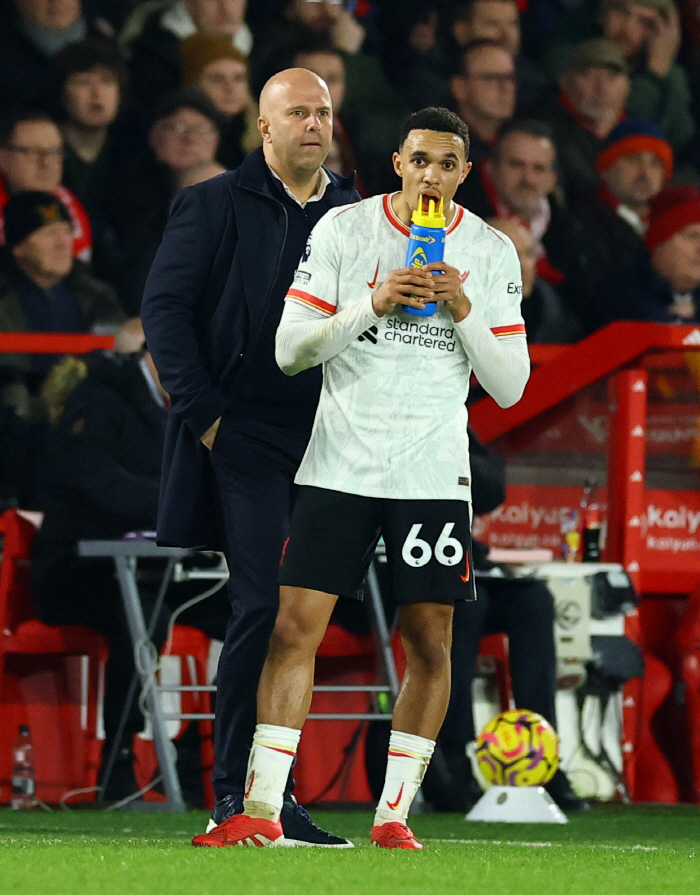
[398, 107, 470, 159]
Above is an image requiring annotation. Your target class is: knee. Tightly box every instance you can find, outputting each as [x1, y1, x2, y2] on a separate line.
[269, 605, 322, 655]
[403, 626, 452, 677]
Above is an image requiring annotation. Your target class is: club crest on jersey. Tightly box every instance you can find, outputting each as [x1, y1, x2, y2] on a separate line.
[302, 240, 312, 262]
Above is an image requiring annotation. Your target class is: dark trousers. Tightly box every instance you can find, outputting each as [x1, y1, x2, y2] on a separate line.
[440, 576, 557, 755]
[207, 416, 308, 802]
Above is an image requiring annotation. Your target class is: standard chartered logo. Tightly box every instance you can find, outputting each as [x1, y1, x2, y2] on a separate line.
[384, 316, 456, 352]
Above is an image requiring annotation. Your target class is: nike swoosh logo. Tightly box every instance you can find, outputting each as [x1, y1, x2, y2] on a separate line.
[460, 270, 470, 284]
[386, 782, 404, 811]
[244, 770, 255, 799]
[460, 551, 471, 583]
[367, 259, 380, 289]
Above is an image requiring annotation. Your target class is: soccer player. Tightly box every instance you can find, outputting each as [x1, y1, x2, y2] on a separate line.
[193, 106, 530, 850]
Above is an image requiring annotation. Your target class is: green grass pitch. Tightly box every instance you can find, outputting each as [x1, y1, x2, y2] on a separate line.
[1, 805, 699, 895]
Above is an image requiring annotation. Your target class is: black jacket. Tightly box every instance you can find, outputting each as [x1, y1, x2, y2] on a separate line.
[32, 350, 165, 583]
[595, 257, 700, 329]
[141, 148, 358, 548]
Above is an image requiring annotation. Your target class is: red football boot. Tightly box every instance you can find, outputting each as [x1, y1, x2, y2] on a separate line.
[370, 821, 423, 850]
[192, 813, 284, 848]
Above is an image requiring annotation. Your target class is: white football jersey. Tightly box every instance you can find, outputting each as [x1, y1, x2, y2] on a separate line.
[281, 193, 528, 501]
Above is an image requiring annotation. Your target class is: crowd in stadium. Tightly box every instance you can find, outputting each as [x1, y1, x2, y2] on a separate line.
[1, 0, 699, 823]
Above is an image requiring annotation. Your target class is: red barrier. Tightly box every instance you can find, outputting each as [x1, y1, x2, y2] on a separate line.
[0, 333, 114, 354]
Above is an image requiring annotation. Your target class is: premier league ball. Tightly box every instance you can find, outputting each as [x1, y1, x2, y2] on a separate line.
[475, 709, 559, 787]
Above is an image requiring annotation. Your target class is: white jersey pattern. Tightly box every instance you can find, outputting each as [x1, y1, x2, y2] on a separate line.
[277, 193, 530, 502]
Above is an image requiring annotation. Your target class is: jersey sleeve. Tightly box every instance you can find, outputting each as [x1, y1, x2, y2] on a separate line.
[483, 228, 527, 336]
[285, 207, 345, 316]
[453, 231, 530, 408]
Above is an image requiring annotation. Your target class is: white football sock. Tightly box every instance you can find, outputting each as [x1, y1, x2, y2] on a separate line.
[243, 724, 301, 822]
[373, 730, 435, 826]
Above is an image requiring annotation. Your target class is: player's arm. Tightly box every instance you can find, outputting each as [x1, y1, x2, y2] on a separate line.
[449, 241, 530, 408]
[276, 294, 380, 374]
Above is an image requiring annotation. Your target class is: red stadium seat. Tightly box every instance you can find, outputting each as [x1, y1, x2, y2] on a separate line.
[0, 509, 108, 804]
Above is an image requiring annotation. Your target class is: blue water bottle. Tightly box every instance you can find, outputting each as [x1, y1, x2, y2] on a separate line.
[403, 196, 446, 317]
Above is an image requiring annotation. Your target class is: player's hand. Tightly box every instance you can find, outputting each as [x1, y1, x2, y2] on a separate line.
[423, 262, 472, 323]
[200, 416, 221, 450]
[372, 267, 436, 317]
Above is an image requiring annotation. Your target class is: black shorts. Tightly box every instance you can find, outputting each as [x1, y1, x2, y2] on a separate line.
[279, 486, 477, 605]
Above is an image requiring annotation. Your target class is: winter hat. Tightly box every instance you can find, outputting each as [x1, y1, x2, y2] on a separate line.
[563, 38, 628, 75]
[597, 117, 673, 183]
[645, 186, 700, 252]
[4, 190, 72, 250]
[180, 34, 248, 86]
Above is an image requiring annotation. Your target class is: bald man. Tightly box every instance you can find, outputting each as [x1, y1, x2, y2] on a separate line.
[141, 69, 359, 844]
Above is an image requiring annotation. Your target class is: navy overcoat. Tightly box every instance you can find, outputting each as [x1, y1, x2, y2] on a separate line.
[141, 148, 357, 547]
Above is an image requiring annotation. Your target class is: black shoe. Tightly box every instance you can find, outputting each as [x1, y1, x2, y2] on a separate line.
[279, 796, 354, 848]
[545, 769, 590, 812]
[423, 747, 483, 813]
[205, 794, 353, 847]
[206, 793, 243, 831]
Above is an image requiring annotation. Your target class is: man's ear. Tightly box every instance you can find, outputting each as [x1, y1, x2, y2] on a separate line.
[392, 150, 402, 178]
[459, 160, 472, 185]
[257, 116, 271, 142]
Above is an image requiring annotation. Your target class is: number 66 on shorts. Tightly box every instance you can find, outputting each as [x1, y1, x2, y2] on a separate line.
[280, 488, 477, 606]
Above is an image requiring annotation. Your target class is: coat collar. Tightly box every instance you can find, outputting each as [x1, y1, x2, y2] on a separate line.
[236, 147, 355, 202]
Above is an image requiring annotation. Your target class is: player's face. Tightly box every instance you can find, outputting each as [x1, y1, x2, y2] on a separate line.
[393, 129, 471, 216]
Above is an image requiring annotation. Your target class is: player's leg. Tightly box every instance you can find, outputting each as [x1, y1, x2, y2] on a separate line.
[194, 486, 380, 848]
[370, 601, 453, 849]
[371, 498, 473, 849]
[242, 585, 338, 822]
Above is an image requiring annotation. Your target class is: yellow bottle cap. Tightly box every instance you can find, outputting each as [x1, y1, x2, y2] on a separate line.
[411, 195, 445, 229]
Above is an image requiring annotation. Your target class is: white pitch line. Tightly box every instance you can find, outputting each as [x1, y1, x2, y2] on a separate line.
[424, 839, 659, 852]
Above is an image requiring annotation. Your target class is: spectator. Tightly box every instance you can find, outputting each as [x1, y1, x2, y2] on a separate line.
[292, 40, 365, 191]
[0, 0, 115, 115]
[180, 33, 260, 169]
[543, 38, 630, 200]
[456, 119, 568, 286]
[447, 0, 548, 114]
[178, 159, 227, 187]
[51, 38, 143, 286]
[546, 0, 695, 154]
[488, 217, 582, 343]
[125, 0, 252, 117]
[111, 88, 222, 314]
[450, 39, 517, 162]
[281, 0, 365, 55]
[0, 190, 124, 420]
[566, 117, 673, 330]
[31, 331, 230, 802]
[597, 185, 700, 325]
[0, 110, 93, 262]
[251, 4, 405, 193]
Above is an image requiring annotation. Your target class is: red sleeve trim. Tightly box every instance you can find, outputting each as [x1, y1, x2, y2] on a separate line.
[491, 323, 526, 337]
[286, 288, 336, 316]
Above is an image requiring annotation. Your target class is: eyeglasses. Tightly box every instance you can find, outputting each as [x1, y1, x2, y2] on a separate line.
[467, 72, 516, 85]
[160, 121, 217, 136]
[5, 144, 64, 161]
